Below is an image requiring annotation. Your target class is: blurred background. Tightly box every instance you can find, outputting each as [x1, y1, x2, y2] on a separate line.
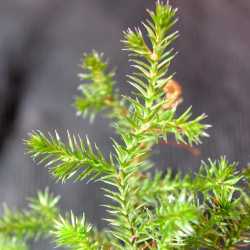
[0, 0, 249, 249]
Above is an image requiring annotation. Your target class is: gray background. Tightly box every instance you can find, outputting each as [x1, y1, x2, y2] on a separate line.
[0, 0, 249, 249]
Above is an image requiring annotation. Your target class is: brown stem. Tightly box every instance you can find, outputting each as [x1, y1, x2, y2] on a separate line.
[160, 140, 201, 157]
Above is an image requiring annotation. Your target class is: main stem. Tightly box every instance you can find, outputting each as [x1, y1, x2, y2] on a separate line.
[113, 47, 161, 248]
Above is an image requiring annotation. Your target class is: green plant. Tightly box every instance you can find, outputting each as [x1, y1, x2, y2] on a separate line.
[0, 1, 249, 249]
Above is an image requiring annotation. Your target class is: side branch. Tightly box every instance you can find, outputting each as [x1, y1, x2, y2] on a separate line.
[26, 130, 115, 182]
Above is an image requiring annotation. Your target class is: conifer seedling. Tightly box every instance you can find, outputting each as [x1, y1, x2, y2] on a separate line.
[0, 1, 249, 249]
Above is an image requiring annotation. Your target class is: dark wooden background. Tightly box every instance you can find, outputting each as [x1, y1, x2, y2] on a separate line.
[0, 1, 249, 249]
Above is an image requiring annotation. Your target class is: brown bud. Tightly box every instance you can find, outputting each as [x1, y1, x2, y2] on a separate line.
[163, 79, 182, 96]
[163, 79, 183, 109]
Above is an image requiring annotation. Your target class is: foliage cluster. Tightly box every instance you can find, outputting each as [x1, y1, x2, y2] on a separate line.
[0, 1, 249, 249]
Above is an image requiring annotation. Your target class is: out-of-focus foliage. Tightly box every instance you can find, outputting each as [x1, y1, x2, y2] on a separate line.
[0, 235, 27, 250]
